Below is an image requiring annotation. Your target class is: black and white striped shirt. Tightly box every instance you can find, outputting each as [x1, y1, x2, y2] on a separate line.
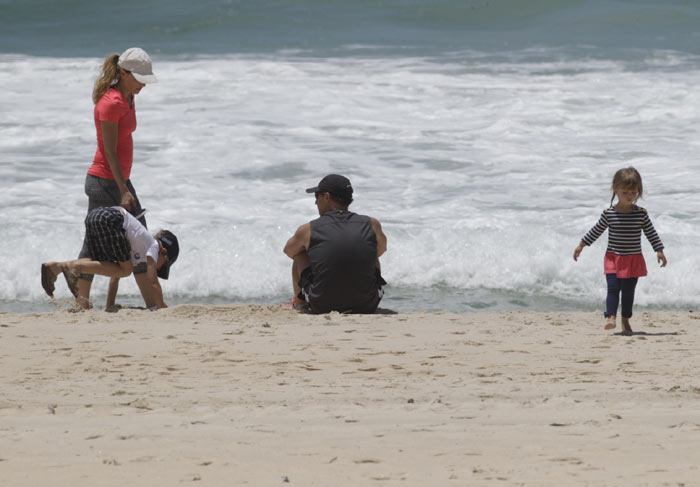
[582, 206, 664, 256]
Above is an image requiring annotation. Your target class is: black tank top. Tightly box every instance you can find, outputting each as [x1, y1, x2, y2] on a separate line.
[307, 210, 382, 313]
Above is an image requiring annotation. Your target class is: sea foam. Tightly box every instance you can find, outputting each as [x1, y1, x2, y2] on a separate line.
[1, 50, 699, 312]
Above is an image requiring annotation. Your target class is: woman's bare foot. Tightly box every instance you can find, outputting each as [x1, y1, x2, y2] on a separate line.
[621, 317, 633, 335]
[604, 315, 616, 330]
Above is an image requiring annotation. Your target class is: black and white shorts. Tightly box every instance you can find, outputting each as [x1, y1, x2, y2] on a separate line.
[84, 207, 131, 263]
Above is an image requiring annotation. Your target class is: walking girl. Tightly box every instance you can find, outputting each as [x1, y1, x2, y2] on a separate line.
[573, 167, 667, 334]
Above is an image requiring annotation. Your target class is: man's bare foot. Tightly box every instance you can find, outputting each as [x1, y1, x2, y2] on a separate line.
[291, 296, 311, 313]
[621, 317, 633, 335]
[604, 316, 616, 330]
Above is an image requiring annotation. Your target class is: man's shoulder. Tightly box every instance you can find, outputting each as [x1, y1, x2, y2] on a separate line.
[312, 211, 379, 225]
[296, 222, 312, 233]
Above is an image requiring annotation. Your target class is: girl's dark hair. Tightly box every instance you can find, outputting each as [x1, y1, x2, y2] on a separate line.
[610, 166, 643, 207]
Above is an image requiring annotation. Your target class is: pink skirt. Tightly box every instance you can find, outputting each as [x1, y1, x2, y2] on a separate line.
[604, 252, 647, 278]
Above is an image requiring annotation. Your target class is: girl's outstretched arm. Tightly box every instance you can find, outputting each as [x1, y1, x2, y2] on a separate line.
[573, 241, 586, 261]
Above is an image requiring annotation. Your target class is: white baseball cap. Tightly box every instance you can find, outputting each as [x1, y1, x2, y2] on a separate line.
[118, 47, 158, 84]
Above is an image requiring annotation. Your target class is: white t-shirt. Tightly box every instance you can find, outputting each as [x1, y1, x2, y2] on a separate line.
[114, 207, 159, 268]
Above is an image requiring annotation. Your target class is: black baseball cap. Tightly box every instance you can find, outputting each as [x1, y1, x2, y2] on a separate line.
[305, 174, 353, 197]
[156, 230, 179, 280]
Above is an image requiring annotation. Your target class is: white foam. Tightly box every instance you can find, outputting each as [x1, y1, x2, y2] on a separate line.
[1, 51, 699, 310]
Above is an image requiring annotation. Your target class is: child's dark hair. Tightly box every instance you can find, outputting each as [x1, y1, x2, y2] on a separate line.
[610, 167, 643, 207]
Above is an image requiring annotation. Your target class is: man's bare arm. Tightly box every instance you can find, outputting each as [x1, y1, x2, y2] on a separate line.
[283, 223, 311, 259]
[370, 218, 387, 257]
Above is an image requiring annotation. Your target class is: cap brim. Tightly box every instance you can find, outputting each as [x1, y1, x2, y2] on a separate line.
[305, 186, 320, 193]
[132, 72, 158, 84]
[157, 262, 170, 280]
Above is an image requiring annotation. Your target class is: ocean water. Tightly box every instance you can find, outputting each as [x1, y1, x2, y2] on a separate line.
[2, 1, 700, 313]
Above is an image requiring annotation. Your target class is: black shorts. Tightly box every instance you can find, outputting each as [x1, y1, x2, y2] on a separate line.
[84, 207, 131, 263]
[297, 266, 314, 301]
[297, 267, 385, 314]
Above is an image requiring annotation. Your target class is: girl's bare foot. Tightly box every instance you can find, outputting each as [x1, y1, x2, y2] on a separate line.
[621, 317, 633, 335]
[604, 316, 616, 330]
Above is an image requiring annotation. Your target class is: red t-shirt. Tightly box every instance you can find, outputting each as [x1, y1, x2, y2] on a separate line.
[88, 88, 137, 180]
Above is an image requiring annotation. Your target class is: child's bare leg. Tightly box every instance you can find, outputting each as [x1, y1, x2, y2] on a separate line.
[59, 259, 91, 309]
[605, 315, 616, 330]
[46, 259, 125, 309]
[75, 278, 92, 309]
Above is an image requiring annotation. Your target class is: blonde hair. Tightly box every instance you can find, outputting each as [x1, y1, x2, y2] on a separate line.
[610, 166, 643, 206]
[92, 53, 121, 104]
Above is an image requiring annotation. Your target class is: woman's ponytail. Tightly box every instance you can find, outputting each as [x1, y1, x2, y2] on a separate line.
[92, 53, 120, 104]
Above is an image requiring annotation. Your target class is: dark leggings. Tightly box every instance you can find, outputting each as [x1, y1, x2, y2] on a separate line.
[605, 274, 638, 319]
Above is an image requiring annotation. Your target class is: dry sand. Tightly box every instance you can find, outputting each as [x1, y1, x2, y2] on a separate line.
[0, 305, 698, 486]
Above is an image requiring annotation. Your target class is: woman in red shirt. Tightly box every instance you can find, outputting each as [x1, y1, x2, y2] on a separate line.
[76, 47, 158, 308]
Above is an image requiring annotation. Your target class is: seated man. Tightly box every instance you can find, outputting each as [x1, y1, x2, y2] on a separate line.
[284, 174, 387, 314]
[41, 206, 179, 310]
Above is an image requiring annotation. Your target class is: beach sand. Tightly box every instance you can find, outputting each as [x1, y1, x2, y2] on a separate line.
[1, 305, 698, 486]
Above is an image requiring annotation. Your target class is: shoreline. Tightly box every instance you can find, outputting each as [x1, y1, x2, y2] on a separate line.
[1, 306, 698, 486]
[3, 289, 696, 315]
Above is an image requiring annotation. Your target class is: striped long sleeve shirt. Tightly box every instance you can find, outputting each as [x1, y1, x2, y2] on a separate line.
[582, 206, 664, 256]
